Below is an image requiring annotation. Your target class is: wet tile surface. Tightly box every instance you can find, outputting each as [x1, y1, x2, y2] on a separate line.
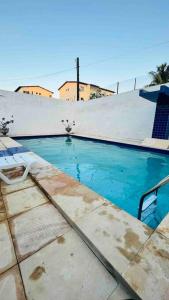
[0, 265, 26, 300]
[0, 212, 6, 222]
[0, 221, 16, 274]
[123, 232, 169, 300]
[156, 213, 169, 239]
[0, 197, 5, 212]
[31, 165, 62, 181]
[52, 184, 106, 222]
[39, 173, 79, 196]
[4, 186, 48, 218]
[20, 229, 117, 300]
[76, 203, 152, 275]
[10, 203, 71, 261]
[0, 197, 6, 221]
[1, 176, 35, 195]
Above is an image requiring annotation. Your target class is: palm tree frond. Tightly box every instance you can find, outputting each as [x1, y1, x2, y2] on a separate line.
[148, 63, 169, 86]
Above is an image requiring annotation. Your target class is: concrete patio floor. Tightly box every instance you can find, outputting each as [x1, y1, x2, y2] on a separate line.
[0, 137, 169, 300]
[0, 175, 130, 300]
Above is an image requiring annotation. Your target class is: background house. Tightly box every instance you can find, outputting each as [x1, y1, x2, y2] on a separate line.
[58, 81, 114, 101]
[15, 86, 53, 98]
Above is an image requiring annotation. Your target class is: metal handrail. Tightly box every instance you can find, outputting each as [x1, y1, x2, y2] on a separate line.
[138, 175, 169, 220]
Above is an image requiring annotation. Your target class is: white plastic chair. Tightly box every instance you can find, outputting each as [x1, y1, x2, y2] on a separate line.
[0, 153, 37, 185]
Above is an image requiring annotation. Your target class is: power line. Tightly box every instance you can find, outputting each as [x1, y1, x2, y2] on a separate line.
[105, 73, 150, 89]
[80, 40, 169, 69]
[1, 39, 169, 82]
[0, 67, 76, 82]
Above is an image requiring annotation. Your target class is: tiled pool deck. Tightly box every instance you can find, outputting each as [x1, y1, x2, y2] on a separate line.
[0, 137, 169, 300]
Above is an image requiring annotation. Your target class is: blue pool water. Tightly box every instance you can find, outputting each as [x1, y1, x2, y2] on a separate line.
[17, 136, 169, 228]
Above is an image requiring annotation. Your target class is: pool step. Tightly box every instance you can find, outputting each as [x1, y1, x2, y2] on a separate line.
[138, 175, 169, 221]
[141, 194, 157, 221]
[141, 203, 157, 222]
[142, 194, 157, 211]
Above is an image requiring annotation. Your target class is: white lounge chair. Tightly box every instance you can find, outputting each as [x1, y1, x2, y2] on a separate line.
[0, 152, 37, 185]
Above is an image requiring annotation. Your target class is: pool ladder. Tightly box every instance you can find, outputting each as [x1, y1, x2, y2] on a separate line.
[138, 175, 169, 222]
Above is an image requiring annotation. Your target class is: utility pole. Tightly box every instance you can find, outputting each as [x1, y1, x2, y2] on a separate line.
[117, 81, 119, 94]
[76, 57, 80, 101]
[134, 77, 136, 90]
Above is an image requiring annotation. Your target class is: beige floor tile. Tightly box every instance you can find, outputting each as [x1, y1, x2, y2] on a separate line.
[1, 177, 35, 195]
[76, 203, 152, 275]
[10, 203, 71, 261]
[0, 265, 26, 300]
[0, 197, 5, 212]
[0, 221, 17, 274]
[107, 283, 135, 299]
[31, 165, 62, 181]
[156, 213, 169, 239]
[0, 212, 7, 222]
[123, 232, 169, 300]
[52, 184, 106, 222]
[20, 230, 117, 300]
[39, 173, 79, 197]
[0, 197, 6, 221]
[0, 137, 21, 148]
[4, 186, 48, 218]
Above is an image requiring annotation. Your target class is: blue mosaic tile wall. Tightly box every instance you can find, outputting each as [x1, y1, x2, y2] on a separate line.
[152, 93, 169, 140]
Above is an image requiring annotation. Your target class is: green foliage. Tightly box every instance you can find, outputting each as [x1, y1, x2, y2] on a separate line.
[149, 63, 169, 86]
[90, 91, 104, 99]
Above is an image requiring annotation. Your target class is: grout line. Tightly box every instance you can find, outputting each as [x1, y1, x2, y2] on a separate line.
[0, 204, 28, 299]
[0, 262, 18, 277]
[0, 181, 72, 284]
[0, 178, 53, 300]
[6, 199, 49, 221]
[18, 230, 72, 265]
[1, 182, 35, 196]
[154, 230, 169, 241]
[3, 184, 49, 220]
[106, 283, 119, 300]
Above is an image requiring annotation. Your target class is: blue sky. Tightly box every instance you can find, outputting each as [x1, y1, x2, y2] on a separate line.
[1, 0, 169, 96]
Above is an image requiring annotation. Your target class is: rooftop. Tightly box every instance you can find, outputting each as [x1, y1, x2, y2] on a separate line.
[15, 85, 54, 93]
[58, 81, 115, 93]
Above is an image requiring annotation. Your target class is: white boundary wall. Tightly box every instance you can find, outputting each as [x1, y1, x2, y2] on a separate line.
[0, 84, 168, 140]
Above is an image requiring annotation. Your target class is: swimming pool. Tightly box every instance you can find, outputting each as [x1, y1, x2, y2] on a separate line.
[17, 136, 169, 228]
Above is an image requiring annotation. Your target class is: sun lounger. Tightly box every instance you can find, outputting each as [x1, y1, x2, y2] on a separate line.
[0, 152, 37, 184]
